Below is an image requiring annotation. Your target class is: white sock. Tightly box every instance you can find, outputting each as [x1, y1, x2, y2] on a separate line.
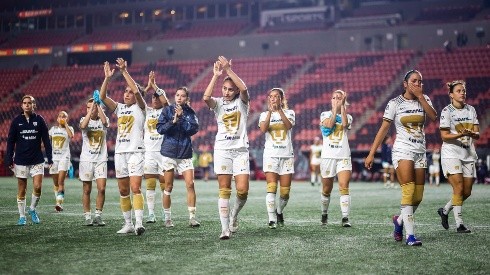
[30, 194, 40, 210]
[397, 211, 403, 225]
[122, 210, 132, 225]
[435, 176, 440, 185]
[453, 205, 463, 227]
[321, 194, 330, 215]
[443, 200, 453, 215]
[277, 197, 288, 215]
[134, 209, 144, 226]
[188, 206, 196, 220]
[266, 193, 276, 222]
[17, 199, 26, 217]
[402, 205, 415, 237]
[146, 189, 156, 215]
[311, 173, 316, 183]
[163, 208, 172, 221]
[218, 198, 230, 231]
[232, 197, 247, 218]
[340, 195, 350, 218]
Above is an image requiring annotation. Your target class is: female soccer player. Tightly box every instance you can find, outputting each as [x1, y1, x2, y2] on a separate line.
[381, 135, 395, 188]
[100, 58, 147, 235]
[79, 97, 109, 226]
[49, 111, 74, 212]
[309, 137, 322, 186]
[428, 147, 441, 186]
[157, 86, 200, 228]
[203, 56, 250, 240]
[365, 70, 437, 246]
[437, 80, 479, 233]
[142, 71, 169, 223]
[7, 95, 53, 225]
[259, 88, 295, 229]
[319, 90, 353, 227]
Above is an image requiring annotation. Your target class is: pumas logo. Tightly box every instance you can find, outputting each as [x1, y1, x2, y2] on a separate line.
[33, 122, 38, 126]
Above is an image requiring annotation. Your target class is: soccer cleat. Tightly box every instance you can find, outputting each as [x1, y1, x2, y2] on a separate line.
[28, 209, 40, 224]
[189, 217, 201, 228]
[135, 225, 146, 236]
[268, 221, 277, 229]
[321, 214, 328, 225]
[437, 208, 449, 230]
[341, 217, 352, 227]
[276, 212, 284, 226]
[229, 215, 239, 233]
[392, 215, 403, 242]
[117, 223, 135, 234]
[55, 204, 64, 212]
[456, 224, 471, 233]
[84, 218, 93, 226]
[164, 220, 174, 228]
[405, 235, 422, 246]
[93, 216, 106, 226]
[146, 214, 156, 223]
[17, 216, 27, 226]
[219, 229, 231, 240]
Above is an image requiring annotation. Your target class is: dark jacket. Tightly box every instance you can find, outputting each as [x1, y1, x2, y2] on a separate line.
[156, 104, 198, 159]
[6, 112, 53, 166]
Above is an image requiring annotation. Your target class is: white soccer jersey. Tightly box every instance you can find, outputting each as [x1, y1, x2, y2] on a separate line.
[79, 117, 108, 162]
[384, 95, 433, 154]
[213, 97, 249, 149]
[310, 144, 322, 163]
[144, 106, 163, 152]
[49, 125, 74, 161]
[259, 109, 295, 157]
[114, 103, 145, 153]
[432, 152, 440, 164]
[320, 111, 352, 159]
[440, 104, 479, 162]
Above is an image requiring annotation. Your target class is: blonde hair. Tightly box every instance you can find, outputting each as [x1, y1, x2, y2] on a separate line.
[446, 80, 466, 94]
[269, 88, 288, 109]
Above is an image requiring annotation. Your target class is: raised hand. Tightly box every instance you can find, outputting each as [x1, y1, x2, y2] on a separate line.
[213, 61, 223, 77]
[103, 61, 114, 79]
[116, 58, 127, 71]
[146, 71, 155, 91]
[218, 56, 231, 71]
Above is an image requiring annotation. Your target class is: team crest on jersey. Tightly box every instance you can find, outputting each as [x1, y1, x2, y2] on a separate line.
[221, 165, 227, 171]
[455, 165, 460, 170]
[33, 122, 37, 126]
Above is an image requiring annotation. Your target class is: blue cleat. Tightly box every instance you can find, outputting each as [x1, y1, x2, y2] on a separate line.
[17, 216, 27, 226]
[392, 215, 403, 242]
[28, 209, 40, 224]
[406, 235, 422, 246]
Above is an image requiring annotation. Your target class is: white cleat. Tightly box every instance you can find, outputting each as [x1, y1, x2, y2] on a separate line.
[117, 223, 135, 234]
[164, 220, 174, 228]
[219, 229, 231, 240]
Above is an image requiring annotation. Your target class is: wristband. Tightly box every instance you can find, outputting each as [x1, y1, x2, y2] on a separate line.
[156, 88, 165, 96]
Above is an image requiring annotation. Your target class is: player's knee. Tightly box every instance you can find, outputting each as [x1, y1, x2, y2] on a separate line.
[237, 190, 248, 200]
[339, 188, 349, 196]
[413, 185, 424, 206]
[452, 194, 464, 206]
[400, 182, 415, 205]
[266, 182, 277, 193]
[219, 188, 231, 199]
[279, 186, 290, 200]
[145, 178, 157, 190]
[159, 182, 165, 191]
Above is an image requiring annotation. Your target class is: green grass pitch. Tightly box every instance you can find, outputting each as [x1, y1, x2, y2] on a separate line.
[0, 177, 489, 274]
